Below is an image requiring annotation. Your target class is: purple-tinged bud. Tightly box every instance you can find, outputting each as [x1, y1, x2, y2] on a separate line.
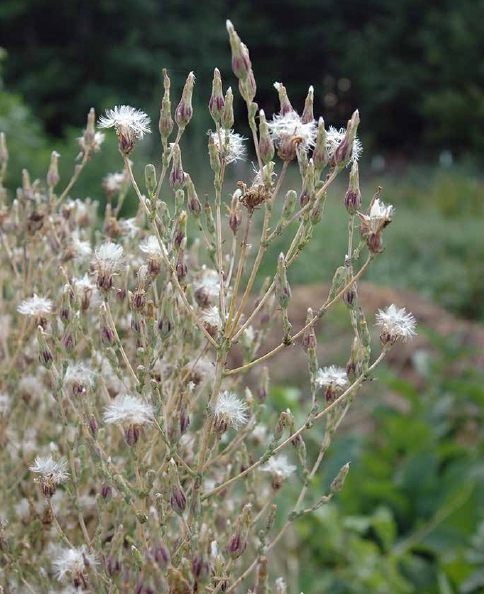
[209, 68, 225, 123]
[131, 290, 146, 312]
[334, 110, 360, 167]
[274, 82, 293, 116]
[116, 288, 126, 301]
[229, 189, 243, 235]
[226, 20, 251, 80]
[175, 72, 195, 130]
[158, 316, 173, 339]
[159, 69, 174, 140]
[168, 459, 186, 515]
[239, 67, 257, 103]
[226, 503, 252, 559]
[344, 161, 361, 215]
[105, 556, 121, 577]
[192, 555, 210, 584]
[301, 85, 314, 124]
[221, 87, 234, 130]
[89, 415, 98, 436]
[47, 151, 60, 189]
[169, 144, 185, 190]
[258, 110, 274, 165]
[100, 483, 112, 501]
[174, 211, 187, 248]
[151, 545, 170, 569]
[185, 174, 202, 218]
[124, 423, 140, 446]
[302, 308, 317, 352]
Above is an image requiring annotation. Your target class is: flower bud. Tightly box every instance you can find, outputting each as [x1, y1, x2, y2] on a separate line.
[344, 161, 361, 215]
[301, 85, 314, 124]
[208, 132, 221, 175]
[334, 110, 360, 167]
[239, 67, 257, 103]
[275, 253, 291, 309]
[185, 174, 201, 217]
[100, 483, 112, 501]
[37, 326, 53, 369]
[226, 503, 252, 559]
[169, 144, 185, 190]
[302, 308, 317, 352]
[313, 117, 328, 172]
[229, 189, 242, 235]
[0, 132, 9, 166]
[274, 82, 293, 116]
[222, 87, 234, 130]
[47, 151, 60, 189]
[175, 71, 195, 130]
[226, 20, 251, 80]
[159, 69, 174, 140]
[145, 163, 157, 197]
[168, 459, 186, 515]
[258, 110, 274, 165]
[330, 462, 350, 494]
[209, 68, 224, 123]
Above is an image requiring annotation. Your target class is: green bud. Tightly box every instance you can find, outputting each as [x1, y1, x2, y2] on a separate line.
[145, 163, 157, 197]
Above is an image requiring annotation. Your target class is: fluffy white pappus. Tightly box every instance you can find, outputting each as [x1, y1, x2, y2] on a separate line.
[17, 294, 53, 317]
[92, 242, 125, 273]
[74, 273, 96, 293]
[118, 217, 139, 238]
[315, 366, 349, 391]
[102, 171, 125, 193]
[71, 232, 92, 263]
[201, 306, 221, 329]
[0, 393, 9, 415]
[261, 454, 297, 479]
[210, 129, 247, 164]
[139, 236, 162, 257]
[103, 394, 154, 425]
[29, 455, 69, 484]
[369, 198, 394, 221]
[326, 126, 363, 164]
[64, 362, 96, 390]
[194, 267, 220, 303]
[212, 391, 249, 430]
[98, 105, 151, 140]
[52, 545, 97, 581]
[376, 304, 417, 341]
[267, 110, 317, 151]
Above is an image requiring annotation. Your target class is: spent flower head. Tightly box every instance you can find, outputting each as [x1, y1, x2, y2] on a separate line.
[326, 126, 362, 166]
[17, 294, 53, 318]
[211, 391, 249, 433]
[53, 545, 97, 583]
[98, 105, 151, 154]
[210, 129, 247, 164]
[103, 394, 153, 426]
[376, 304, 417, 344]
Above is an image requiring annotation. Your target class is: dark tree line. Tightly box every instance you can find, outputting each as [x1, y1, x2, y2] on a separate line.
[1, 0, 484, 156]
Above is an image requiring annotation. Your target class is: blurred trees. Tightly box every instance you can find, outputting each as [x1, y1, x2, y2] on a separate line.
[0, 0, 484, 157]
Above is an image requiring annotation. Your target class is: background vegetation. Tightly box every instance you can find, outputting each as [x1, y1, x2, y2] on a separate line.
[1, 1, 483, 592]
